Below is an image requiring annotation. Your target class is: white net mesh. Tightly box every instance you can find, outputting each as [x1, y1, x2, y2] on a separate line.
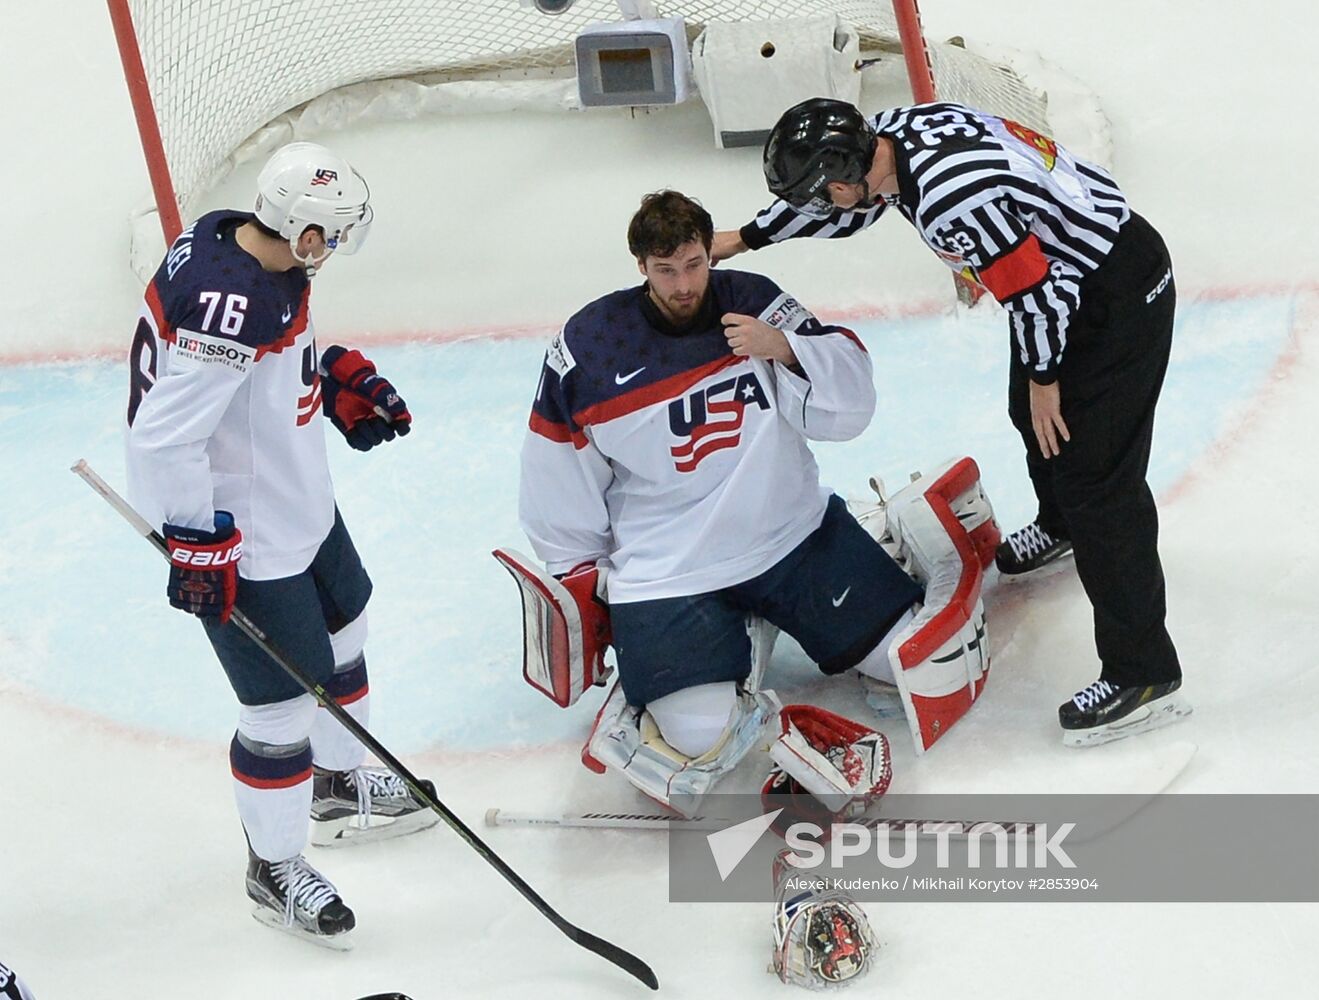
[124, 1, 1049, 218]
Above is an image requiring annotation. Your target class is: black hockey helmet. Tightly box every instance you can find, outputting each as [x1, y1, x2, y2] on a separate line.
[762, 99, 877, 218]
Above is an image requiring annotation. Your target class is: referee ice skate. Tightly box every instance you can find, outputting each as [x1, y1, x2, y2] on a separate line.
[713, 99, 1190, 746]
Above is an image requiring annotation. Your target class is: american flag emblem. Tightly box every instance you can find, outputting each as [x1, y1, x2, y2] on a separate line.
[668, 372, 771, 473]
[310, 168, 338, 186]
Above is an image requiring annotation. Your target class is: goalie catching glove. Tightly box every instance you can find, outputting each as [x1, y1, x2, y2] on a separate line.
[763, 705, 891, 834]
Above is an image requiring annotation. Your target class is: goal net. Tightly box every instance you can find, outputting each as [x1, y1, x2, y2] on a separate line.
[109, 1, 1052, 243]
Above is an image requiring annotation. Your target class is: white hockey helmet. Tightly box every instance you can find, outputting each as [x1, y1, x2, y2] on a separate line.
[254, 141, 373, 258]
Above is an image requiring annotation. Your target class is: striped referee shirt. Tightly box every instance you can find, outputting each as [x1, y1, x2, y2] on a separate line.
[739, 102, 1132, 382]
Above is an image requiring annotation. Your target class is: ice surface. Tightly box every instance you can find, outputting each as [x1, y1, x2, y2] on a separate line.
[2, 1, 1317, 997]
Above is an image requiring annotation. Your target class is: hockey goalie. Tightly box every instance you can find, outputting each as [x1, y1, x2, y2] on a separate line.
[495, 452, 998, 816]
[496, 189, 1000, 818]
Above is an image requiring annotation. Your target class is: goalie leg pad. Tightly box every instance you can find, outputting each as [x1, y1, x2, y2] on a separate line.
[874, 458, 997, 753]
[586, 680, 781, 816]
[889, 598, 989, 752]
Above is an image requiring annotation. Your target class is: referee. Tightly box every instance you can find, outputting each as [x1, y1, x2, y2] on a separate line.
[713, 99, 1190, 746]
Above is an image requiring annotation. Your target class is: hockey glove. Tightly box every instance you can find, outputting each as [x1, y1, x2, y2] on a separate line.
[163, 511, 242, 624]
[763, 705, 892, 826]
[319, 345, 412, 451]
[559, 560, 613, 661]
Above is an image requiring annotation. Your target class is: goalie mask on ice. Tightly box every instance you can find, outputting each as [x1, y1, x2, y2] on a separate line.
[850, 457, 999, 753]
[771, 848, 877, 989]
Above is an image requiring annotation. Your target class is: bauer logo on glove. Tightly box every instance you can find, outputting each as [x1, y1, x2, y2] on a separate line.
[163, 511, 242, 623]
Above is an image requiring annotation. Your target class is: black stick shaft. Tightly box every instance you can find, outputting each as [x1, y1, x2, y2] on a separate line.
[71, 460, 658, 991]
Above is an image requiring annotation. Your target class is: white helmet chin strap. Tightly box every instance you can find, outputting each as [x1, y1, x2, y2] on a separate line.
[292, 239, 333, 277]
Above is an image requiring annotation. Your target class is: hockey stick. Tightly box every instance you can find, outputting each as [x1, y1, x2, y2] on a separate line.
[486, 807, 1042, 838]
[72, 461, 659, 992]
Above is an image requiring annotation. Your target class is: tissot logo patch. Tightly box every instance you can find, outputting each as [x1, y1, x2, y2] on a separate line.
[173, 330, 255, 373]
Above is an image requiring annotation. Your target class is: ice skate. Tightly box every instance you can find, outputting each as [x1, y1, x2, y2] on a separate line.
[857, 673, 905, 719]
[310, 765, 439, 847]
[1060, 678, 1192, 747]
[995, 521, 1073, 580]
[246, 850, 355, 949]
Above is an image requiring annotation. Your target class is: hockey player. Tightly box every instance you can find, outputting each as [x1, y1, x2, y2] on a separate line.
[712, 100, 1190, 747]
[124, 142, 436, 947]
[497, 190, 998, 816]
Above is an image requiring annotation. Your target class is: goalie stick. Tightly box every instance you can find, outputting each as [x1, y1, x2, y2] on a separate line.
[485, 808, 1042, 839]
[72, 460, 659, 992]
[485, 737, 1196, 843]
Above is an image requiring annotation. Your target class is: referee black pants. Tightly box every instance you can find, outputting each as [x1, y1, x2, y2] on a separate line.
[1008, 212, 1181, 688]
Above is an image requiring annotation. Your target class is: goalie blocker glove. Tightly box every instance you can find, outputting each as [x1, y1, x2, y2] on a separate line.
[492, 548, 612, 707]
[163, 511, 242, 623]
[319, 345, 412, 451]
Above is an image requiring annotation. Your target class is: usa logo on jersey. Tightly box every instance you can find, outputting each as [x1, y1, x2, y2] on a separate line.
[668, 372, 770, 473]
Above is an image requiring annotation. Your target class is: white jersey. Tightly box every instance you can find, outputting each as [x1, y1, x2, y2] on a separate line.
[519, 269, 875, 603]
[125, 211, 335, 580]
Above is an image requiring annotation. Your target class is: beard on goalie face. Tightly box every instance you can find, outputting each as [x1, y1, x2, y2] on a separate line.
[640, 240, 711, 326]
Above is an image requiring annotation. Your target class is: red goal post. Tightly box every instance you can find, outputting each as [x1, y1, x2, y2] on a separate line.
[107, 0, 1050, 247]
